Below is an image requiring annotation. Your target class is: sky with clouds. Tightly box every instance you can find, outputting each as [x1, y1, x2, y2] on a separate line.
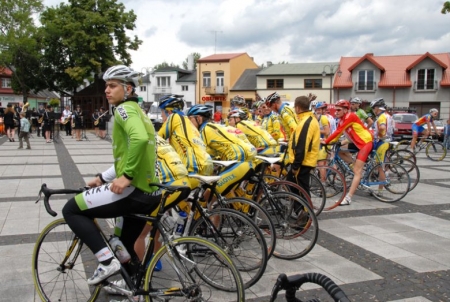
[42, 0, 450, 72]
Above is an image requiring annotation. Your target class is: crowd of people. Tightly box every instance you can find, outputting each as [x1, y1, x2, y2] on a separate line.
[0, 102, 110, 144]
[3, 64, 442, 301]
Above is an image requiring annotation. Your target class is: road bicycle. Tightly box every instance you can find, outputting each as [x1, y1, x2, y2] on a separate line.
[324, 142, 411, 204]
[396, 136, 447, 161]
[32, 183, 245, 302]
[269, 272, 350, 302]
[236, 155, 319, 260]
[180, 173, 269, 289]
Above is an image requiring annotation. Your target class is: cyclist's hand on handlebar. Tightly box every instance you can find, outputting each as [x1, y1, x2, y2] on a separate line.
[110, 175, 131, 194]
[87, 176, 103, 188]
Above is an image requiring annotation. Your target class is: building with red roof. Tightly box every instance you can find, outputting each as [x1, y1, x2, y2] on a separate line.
[335, 52, 450, 118]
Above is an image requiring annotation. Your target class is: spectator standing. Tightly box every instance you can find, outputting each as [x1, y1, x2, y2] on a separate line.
[18, 112, 31, 149]
[444, 119, 450, 150]
[4, 104, 16, 142]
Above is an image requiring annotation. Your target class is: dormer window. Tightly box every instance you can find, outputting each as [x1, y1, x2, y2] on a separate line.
[357, 70, 375, 91]
[417, 69, 435, 90]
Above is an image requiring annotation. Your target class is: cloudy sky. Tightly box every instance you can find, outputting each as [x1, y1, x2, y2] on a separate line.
[43, 0, 450, 72]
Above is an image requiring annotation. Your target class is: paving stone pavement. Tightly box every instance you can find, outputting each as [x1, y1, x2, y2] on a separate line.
[0, 130, 449, 302]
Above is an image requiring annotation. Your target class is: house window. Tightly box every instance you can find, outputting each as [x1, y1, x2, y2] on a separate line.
[216, 72, 224, 87]
[203, 72, 211, 87]
[267, 79, 283, 89]
[358, 70, 375, 90]
[304, 79, 322, 89]
[1, 78, 11, 88]
[417, 69, 435, 90]
[182, 85, 189, 91]
[156, 76, 170, 87]
[140, 86, 146, 92]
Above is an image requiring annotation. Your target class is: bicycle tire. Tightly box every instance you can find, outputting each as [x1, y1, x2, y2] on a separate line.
[387, 149, 417, 165]
[314, 166, 347, 211]
[33, 218, 101, 302]
[261, 174, 323, 216]
[221, 197, 277, 259]
[396, 140, 411, 150]
[388, 157, 420, 191]
[188, 208, 268, 289]
[426, 142, 447, 161]
[366, 162, 410, 203]
[259, 191, 318, 260]
[144, 236, 245, 301]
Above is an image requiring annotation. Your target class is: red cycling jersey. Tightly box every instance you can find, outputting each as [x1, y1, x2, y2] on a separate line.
[325, 112, 373, 149]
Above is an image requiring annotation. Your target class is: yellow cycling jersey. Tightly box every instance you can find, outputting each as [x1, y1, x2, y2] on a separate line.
[288, 111, 320, 168]
[236, 120, 278, 149]
[155, 135, 188, 183]
[374, 112, 387, 139]
[199, 123, 256, 161]
[317, 114, 330, 139]
[261, 112, 282, 141]
[240, 107, 253, 121]
[158, 113, 213, 175]
[278, 103, 298, 141]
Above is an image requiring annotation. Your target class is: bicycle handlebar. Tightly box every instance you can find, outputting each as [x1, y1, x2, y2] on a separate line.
[36, 182, 191, 217]
[269, 273, 351, 302]
[36, 183, 86, 217]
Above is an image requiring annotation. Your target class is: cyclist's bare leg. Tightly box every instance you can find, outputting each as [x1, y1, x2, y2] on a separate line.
[348, 159, 364, 198]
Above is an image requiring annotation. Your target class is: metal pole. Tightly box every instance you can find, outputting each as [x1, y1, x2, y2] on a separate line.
[330, 74, 332, 104]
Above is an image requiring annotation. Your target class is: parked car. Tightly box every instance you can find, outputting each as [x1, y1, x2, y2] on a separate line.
[392, 113, 418, 141]
[423, 119, 445, 142]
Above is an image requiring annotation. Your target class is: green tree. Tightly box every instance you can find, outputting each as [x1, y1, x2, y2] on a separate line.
[153, 62, 180, 71]
[0, 0, 45, 103]
[39, 0, 142, 96]
[442, 1, 450, 14]
[182, 52, 201, 70]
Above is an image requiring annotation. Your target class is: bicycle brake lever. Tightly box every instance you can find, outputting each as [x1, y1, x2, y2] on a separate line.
[35, 189, 43, 204]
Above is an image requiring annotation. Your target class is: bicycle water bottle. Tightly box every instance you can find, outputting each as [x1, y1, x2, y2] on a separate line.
[174, 211, 187, 238]
[109, 236, 131, 263]
[159, 212, 177, 242]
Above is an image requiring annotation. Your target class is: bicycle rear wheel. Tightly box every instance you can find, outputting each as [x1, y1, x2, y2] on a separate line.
[259, 191, 318, 260]
[367, 162, 410, 203]
[144, 237, 245, 301]
[221, 197, 277, 259]
[388, 149, 417, 165]
[426, 142, 447, 161]
[32, 218, 101, 302]
[388, 158, 420, 191]
[189, 208, 268, 288]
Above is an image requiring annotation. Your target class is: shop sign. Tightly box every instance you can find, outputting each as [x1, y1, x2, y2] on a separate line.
[202, 96, 226, 102]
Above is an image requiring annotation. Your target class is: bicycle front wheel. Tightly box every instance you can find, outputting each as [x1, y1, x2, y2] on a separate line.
[313, 166, 347, 211]
[259, 191, 318, 260]
[189, 208, 268, 288]
[32, 218, 101, 302]
[144, 236, 245, 302]
[367, 162, 410, 203]
[426, 142, 447, 161]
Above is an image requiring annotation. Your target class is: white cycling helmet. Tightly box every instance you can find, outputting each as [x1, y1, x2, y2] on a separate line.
[103, 65, 141, 88]
[350, 97, 361, 104]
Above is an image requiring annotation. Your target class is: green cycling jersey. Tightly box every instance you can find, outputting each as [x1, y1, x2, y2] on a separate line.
[112, 97, 160, 193]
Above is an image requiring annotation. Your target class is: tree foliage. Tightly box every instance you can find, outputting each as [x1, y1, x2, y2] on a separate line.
[182, 52, 201, 70]
[0, 0, 45, 101]
[152, 62, 180, 71]
[39, 0, 142, 95]
[442, 1, 450, 14]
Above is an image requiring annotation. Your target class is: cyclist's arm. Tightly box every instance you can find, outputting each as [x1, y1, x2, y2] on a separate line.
[366, 117, 374, 128]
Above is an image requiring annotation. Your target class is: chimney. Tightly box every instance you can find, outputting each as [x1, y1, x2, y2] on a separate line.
[267, 61, 272, 67]
[187, 54, 194, 71]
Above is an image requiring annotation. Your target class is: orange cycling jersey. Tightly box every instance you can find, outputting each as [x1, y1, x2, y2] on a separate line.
[414, 113, 433, 127]
[325, 112, 373, 149]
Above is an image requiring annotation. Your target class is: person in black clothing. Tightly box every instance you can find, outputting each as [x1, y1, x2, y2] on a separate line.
[43, 105, 52, 143]
[37, 104, 45, 137]
[73, 105, 83, 141]
[98, 107, 107, 139]
[4, 104, 17, 142]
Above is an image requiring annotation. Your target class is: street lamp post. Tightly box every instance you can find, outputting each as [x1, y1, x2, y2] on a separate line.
[322, 65, 342, 104]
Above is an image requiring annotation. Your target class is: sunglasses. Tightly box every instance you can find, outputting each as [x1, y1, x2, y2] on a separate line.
[335, 109, 344, 112]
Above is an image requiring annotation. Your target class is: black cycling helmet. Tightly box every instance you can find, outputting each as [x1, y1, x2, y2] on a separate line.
[370, 98, 386, 110]
[265, 92, 280, 105]
[159, 94, 185, 110]
[186, 105, 213, 119]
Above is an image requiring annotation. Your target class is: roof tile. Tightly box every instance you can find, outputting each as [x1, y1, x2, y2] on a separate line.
[197, 53, 246, 62]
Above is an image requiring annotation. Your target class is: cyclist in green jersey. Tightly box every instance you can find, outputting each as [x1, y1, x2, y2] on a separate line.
[350, 97, 373, 128]
[62, 65, 162, 286]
